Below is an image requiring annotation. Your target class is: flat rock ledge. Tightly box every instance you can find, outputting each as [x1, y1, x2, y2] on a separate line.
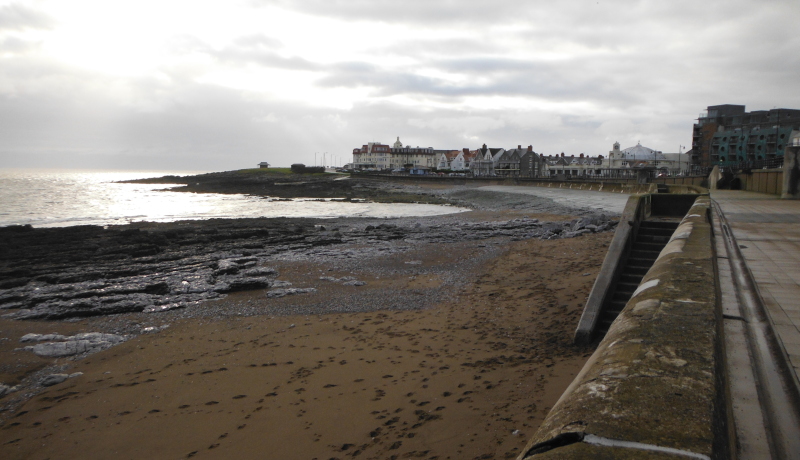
[18, 332, 127, 358]
[40, 372, 83, 387]
[0, 215, 616, 320]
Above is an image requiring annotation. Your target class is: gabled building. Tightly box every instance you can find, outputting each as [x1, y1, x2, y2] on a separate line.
[493, 148, 521, 177]
[518, 146, 543, 178]
[470, 144, 497, 177]
[435, 150, 462, 170]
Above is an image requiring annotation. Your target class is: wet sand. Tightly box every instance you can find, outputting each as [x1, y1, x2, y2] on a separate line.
[0, 228, 611, 460]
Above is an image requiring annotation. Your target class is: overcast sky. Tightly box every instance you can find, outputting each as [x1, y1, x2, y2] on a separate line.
[1, 0, 799, 171]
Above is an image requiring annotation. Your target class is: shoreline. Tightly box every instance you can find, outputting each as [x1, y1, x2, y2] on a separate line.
[0, 178, 622, 458]
[0, 226, 612, 459]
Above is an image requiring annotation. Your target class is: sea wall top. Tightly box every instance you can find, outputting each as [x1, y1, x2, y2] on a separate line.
[518, 196, 723, 459]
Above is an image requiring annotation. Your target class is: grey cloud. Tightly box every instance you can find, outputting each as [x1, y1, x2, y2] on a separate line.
[0, 36, 39, 54]
[380, 38, 502, 58]
[211, 47, 321, 71]
[167, 34, 319, 72]
[253, 0, 535, 24]
[232, 34, 284, 49]
[315, 54, 642, 107]
[253, 0, 771, 30]
[0, 58, 348, 169]
[0, 3, 55, 31]
[3, 0, 800, 172]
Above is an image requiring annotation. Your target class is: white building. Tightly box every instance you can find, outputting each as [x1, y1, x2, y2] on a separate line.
[605, 142, 689, 172]
[352, 142, 392, 170]
[352, 137, 439, 170]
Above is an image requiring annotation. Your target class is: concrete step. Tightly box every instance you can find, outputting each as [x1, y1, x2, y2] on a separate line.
[623, 266, 649, 276]
[639, 221, 680, 231]
[619, 273, 644, 284]
[633, 241, 665, 252]
[637, 228, 676, 238]
[630, 250, 660, 260]
[616, 281, 639, 292]
[638, 234, 671, 244]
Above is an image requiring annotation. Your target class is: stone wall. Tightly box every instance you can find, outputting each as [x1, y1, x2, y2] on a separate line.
[517, 196, 726, 459]
[741, 169, 783, 195]
[359, 174, 708, 195]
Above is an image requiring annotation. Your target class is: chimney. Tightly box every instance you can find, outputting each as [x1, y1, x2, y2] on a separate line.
[463, 148, 469, 154]
[580, 153, 584, 158]
[527, 145, 532, 152]
[561, 152, 565, 157]
[518, 145, 521, 149]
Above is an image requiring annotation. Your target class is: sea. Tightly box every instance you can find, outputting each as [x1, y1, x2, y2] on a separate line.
[0, 169, 466, 228]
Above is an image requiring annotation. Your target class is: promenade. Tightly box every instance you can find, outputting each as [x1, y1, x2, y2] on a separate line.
[713, 189, 800, 459]
[712, 190, 800, 384]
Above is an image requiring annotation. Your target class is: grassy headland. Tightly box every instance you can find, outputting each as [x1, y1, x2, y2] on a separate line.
[122, 169, 448, 204]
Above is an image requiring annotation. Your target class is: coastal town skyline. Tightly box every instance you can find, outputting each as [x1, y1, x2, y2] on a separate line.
[1, 0, 799, 171]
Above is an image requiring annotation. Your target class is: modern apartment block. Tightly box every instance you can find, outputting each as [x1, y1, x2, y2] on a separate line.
[692, 104, 800, 167]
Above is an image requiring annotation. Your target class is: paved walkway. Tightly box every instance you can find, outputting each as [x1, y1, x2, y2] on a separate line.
[712, 190, 800, 385]
[477, 185, 630, 214]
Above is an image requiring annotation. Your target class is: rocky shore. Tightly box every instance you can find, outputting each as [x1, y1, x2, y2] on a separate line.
[1, 172, 616, 324]
[0, 176, 622, 459]
[0, 213, 615, 322]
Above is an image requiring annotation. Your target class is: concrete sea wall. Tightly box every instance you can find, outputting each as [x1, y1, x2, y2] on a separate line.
[518, 196, 728, 459]
[357, 174, 707, 195]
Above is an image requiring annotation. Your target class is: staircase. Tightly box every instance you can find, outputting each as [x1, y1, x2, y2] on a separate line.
[595, 220, 680, 336]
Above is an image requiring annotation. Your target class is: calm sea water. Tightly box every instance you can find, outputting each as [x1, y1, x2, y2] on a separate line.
[0, 169, 466, 228]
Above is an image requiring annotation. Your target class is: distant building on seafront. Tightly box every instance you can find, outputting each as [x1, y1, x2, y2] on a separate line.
[351, 138, 543, 176]
[543, 152, 604, 178]
[692, 104, 800, 168]
[351, 138, 436, 170]
[605, 142, 688, 172]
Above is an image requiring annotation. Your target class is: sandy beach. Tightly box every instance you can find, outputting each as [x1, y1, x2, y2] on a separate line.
[0, 180, 618, 459]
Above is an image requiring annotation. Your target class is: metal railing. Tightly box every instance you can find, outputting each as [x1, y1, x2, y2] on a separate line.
[716, 157, 784, 171]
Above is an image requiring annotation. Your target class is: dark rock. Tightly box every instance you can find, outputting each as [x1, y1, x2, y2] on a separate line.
[41, 374, 69, 387]
[21, 332, 126, 357]
[266, 288, 316, 298]
[0, 211, 616, 321]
